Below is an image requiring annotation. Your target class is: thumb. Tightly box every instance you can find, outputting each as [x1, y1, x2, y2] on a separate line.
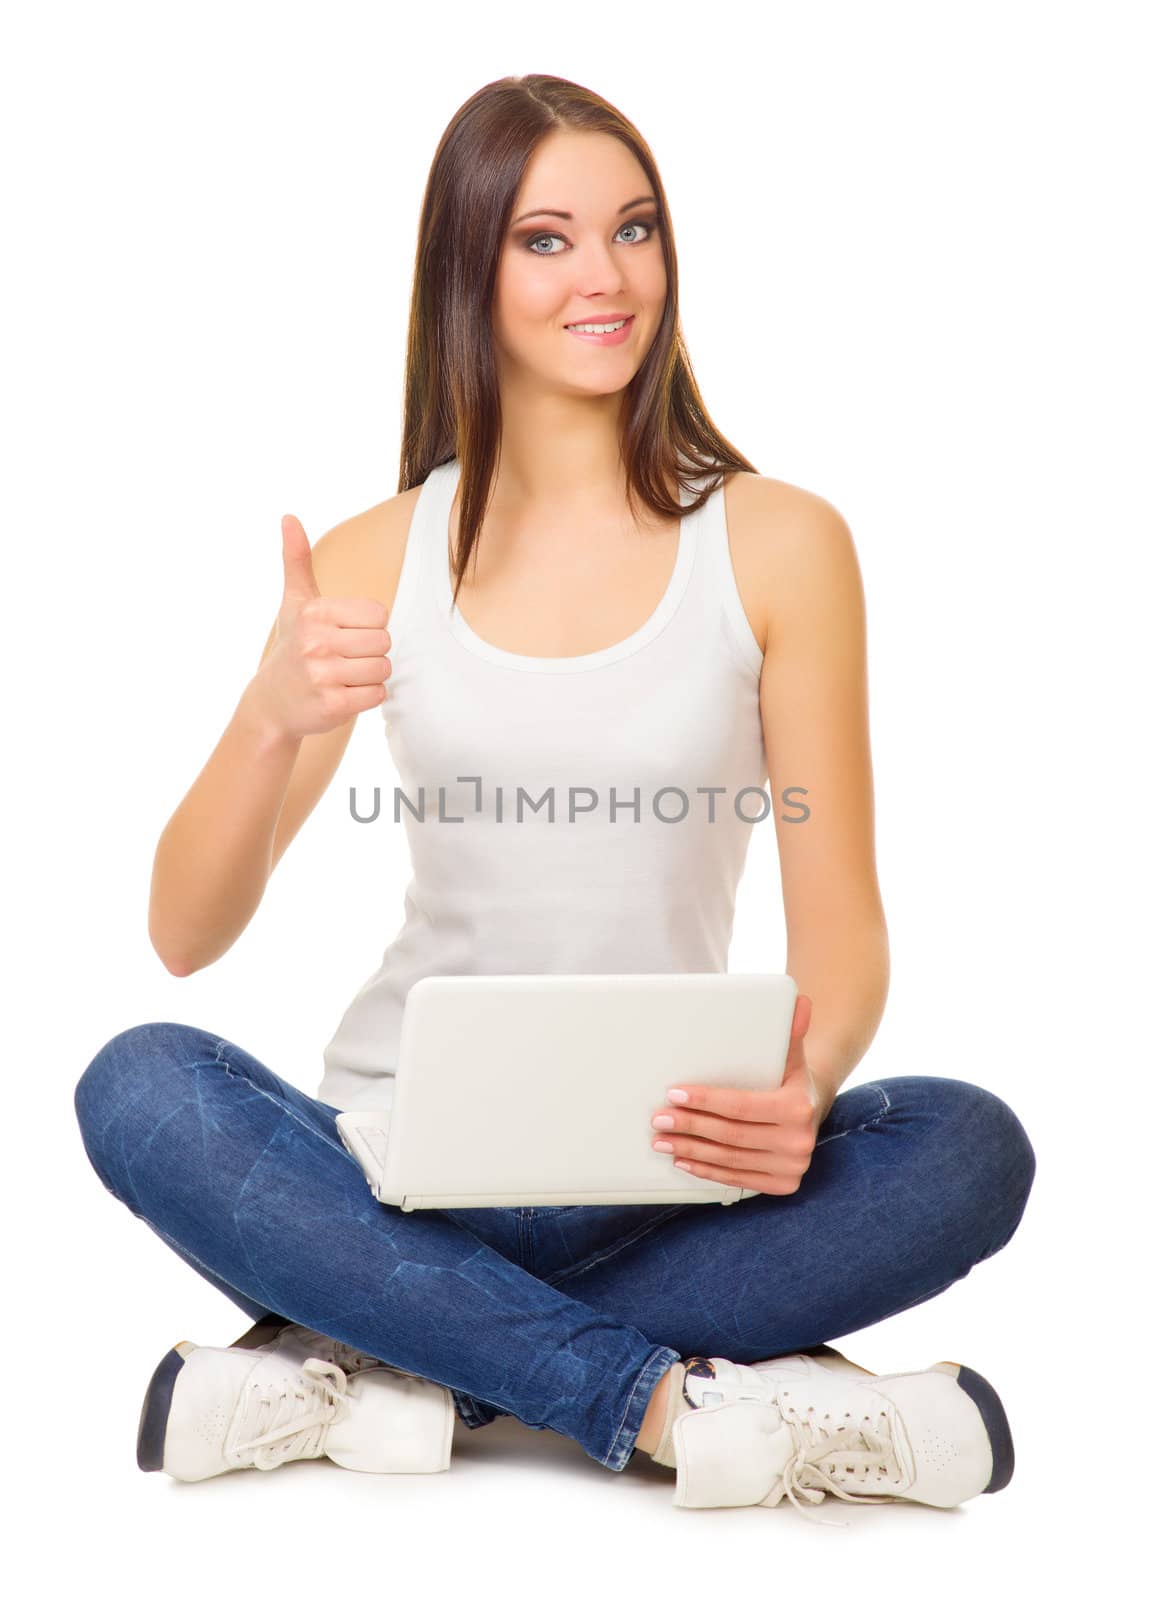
[781, 992, 813, 1082]
[280, 514, 321, 606]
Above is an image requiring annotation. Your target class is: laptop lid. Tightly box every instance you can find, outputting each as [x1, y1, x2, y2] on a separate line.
[337, 972, 798, 1210]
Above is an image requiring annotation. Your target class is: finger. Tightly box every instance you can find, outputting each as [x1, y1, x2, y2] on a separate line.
[654, 1107, 776, 1149]
[309, 597, 391, 633]
[662, 1135, 788, 1171]
[280, 515, 322, 605]
[314, 654, 393, 690]
[782, 992, 813, 1078]
[330, 624, 392, 659]
[663, 1083, 787, 1126]
[672, 1156, 795, 1195]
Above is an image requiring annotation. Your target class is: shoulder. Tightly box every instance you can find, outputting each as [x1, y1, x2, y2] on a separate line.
[309, 483, 424, 612]
[721, 470, 864, 655]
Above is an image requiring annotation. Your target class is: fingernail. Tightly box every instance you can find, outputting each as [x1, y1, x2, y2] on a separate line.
[666, 1089, 689, 1104]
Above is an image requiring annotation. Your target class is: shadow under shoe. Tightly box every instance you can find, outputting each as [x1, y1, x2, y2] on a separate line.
[137, 1340, 454, 1482]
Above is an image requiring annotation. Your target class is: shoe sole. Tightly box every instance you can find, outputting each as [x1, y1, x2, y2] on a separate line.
[136, 1339, 199, 1473]
[797, 1343, 1015, 1494]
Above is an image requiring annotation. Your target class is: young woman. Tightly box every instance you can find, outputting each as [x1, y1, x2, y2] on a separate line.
[73, 75, 1036, 1523]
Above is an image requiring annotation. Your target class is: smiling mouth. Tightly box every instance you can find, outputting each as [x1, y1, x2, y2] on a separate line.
[563, 314, 635, 331]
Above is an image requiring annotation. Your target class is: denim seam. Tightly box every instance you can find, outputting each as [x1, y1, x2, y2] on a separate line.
[540, 1205, 689, 1289]
[813, 1082, 893, 1148]
[603, 1345, 682, 1471]
[516, 1208, 533, 1270]
[214, 1038, 352, 1163]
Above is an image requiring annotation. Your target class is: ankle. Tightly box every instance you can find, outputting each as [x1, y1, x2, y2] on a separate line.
[636, 1363, 679, 1456]
[636, 1368, 672, 1454]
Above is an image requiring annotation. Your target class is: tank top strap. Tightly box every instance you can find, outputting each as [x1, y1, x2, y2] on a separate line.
[385, 459, 457, 638]
[695, 469, 765, 676]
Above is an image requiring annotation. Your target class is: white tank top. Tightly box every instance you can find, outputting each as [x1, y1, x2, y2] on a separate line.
[316, 456, 767, 1111]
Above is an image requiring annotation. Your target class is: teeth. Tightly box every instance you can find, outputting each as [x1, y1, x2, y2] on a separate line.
[567, 318, 628, 334]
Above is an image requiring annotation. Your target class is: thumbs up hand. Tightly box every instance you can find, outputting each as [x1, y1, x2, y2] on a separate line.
[251, 515, 392, 741]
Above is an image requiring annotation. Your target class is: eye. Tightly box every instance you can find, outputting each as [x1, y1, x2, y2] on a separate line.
[523, 215, 659, 257]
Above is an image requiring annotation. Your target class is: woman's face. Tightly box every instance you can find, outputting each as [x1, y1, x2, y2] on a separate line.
[492, 129, 668, 397]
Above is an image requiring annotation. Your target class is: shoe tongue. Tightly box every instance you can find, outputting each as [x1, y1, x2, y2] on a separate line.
[252, 1346, 318, 1386]
[270, 1327, 327, 1362]
[683, 1356, 770, 1409]
[266, 1326, 380, 1373]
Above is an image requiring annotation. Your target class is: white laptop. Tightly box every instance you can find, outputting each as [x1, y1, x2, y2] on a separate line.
[335, 972, 798, 1211]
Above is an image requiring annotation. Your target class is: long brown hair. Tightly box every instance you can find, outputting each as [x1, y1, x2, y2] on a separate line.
[398, 73, 759, 609]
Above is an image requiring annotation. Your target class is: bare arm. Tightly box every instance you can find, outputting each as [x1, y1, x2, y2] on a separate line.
[750, 481, 890, 1116]
[149, 499, 406, 976]
[148, 669, 311, 977]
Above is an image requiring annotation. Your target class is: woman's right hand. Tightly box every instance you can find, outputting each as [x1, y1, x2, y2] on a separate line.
[246, 514, 392, 741]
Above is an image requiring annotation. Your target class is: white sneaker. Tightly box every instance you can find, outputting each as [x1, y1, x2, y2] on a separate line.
[137, 1339, 454, 1482]
[668, 1347, 1015, 1527]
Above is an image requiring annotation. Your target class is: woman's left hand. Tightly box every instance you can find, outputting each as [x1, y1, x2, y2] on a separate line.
[650, 994, 825, 1196]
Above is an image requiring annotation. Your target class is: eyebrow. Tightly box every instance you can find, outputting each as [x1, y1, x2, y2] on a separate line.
[510, 194, 657, 226]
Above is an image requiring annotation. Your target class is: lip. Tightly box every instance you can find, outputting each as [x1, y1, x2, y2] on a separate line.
[564, 313, 635, 346]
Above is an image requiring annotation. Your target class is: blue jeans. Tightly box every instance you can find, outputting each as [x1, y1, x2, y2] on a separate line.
[73, 1022, 1036, 1473]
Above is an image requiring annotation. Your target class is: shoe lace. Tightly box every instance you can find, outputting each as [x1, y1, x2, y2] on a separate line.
[226, 1357, 353, 1471]
[769, 1389, 914, 1529]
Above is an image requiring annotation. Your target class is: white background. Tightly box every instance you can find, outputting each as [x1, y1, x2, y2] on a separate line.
[5, 0, 1145, 1591]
